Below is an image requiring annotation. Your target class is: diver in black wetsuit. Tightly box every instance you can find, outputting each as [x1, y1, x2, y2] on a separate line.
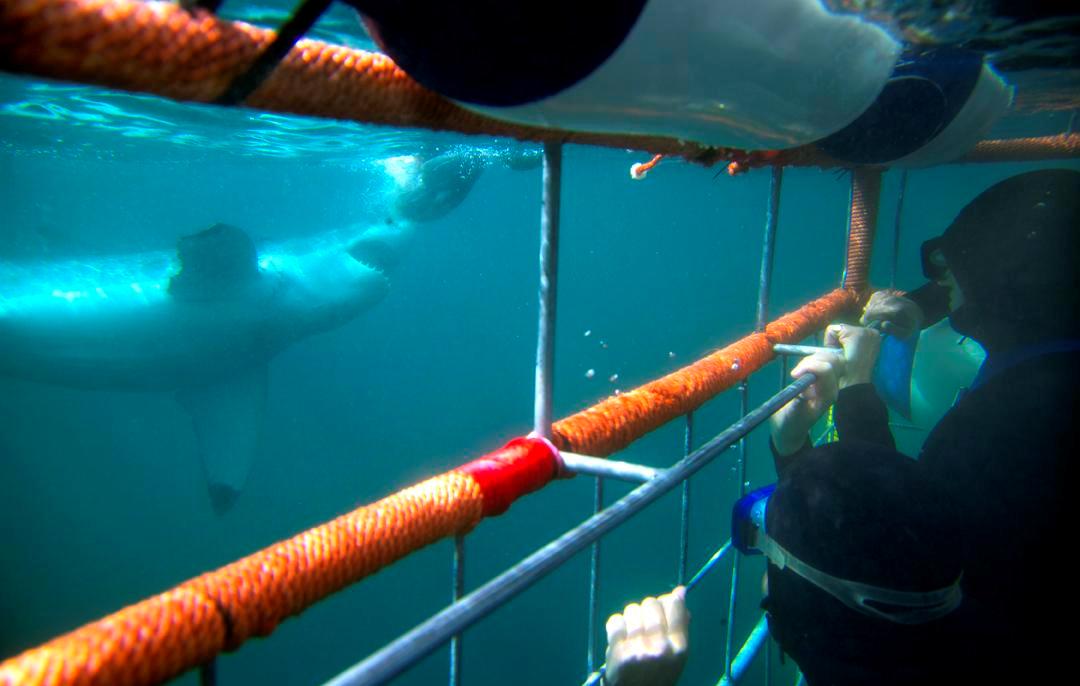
[601, 169, 1079, 686]
[771, 168, 1080, 682]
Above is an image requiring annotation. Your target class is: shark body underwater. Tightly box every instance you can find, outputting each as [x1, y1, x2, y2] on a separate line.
[0, 219, 413, 513]
[0, 147, 538, 514]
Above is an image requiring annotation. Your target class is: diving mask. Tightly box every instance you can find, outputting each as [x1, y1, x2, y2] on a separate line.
[732, 485, 962, 625]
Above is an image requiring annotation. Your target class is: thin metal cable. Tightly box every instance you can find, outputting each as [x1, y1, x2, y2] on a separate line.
[216, 0, 335, 105]
[890, 170, 908, 289]
[723, 382, 751, 679]
[678, 413, 694, 585]
[756, 167, 783, 332]
[448, 535, 465, 686]
[586, 477, 604, 675]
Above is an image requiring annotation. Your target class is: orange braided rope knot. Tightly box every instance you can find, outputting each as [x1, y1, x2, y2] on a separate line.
[1, 0, 1078, 167]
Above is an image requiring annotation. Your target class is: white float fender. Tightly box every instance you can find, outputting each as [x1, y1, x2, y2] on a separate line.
[459, 0, 901, 149]
[894, 63, 1014, 167]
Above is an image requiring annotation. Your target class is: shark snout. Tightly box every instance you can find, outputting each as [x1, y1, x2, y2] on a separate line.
[347, 222, 416, 274]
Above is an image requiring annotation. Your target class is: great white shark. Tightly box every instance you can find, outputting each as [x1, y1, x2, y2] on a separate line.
[0, 219, 415, 513]
[0, 147, 538, 513]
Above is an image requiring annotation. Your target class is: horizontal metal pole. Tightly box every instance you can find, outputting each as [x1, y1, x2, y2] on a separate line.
[772, 344, 839, 357]
[322, 375, 816, 686]
[717, 614, 771, 686]
[560, 452, 660, 483]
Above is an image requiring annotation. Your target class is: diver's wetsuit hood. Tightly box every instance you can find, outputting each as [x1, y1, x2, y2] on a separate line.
[763, 443, 963, 684]
[932, 169, 1080, 352]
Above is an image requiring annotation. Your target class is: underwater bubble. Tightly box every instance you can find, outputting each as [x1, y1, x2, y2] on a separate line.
[585, 369, 595, 379]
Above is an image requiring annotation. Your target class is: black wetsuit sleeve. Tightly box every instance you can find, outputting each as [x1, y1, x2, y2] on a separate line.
[770, 435, 812, 477]
[834, 383, 895, 450]
[906, 281, 950, 329]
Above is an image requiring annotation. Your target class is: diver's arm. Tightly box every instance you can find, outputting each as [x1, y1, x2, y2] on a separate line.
[769, 352, 842, 473]
[833, 384, 895, 449]
[771, 435, 813, 477]
[826, 323, 895, 448]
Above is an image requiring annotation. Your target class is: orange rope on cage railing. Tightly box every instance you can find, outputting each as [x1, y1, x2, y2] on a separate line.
[2, 0, 1079, 168]
[0, 287, 863, 686]
[0, 157, 879, 684]
[551, 287, 861, 456]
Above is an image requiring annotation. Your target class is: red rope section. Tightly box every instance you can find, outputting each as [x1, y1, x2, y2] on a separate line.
[842, 167, 883, 293]
[457, 436, 561, 516]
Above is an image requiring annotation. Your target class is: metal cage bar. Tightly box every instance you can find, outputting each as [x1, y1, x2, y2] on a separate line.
[321, 375, 816, 686]
[678, 413, 695, 585]
[586, 476, 604, 675]
[534, 142, 562, 438]
[448, 535, 465, 686]
[717, 614, 771, 686]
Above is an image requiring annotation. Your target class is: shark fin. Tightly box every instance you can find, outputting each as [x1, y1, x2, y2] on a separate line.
[168, 223, 261, 302]
[176, 364, 268, 515]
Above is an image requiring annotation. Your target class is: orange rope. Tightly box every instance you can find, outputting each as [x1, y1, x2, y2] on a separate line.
[0, 289, 864, 685]
[960, 133, 1080, 163]
[630, 154, 664, 180]
[552, 288, 861, 455]
[0, 0, 727, 165]
[2, 0, 1078, 167]
[1, 472, 486, 686]
[0, 150, 879, 681]
[842, 167, 883, 293]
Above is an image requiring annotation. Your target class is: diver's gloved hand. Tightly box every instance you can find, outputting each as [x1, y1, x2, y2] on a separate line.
[860, 290, 924, 339]
[770, 349, 844, 457]
[604, 587, 689, 686]
[825, 323, 882, 389]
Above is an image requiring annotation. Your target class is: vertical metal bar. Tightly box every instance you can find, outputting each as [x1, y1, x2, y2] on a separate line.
[724, 382, 751, 678]
[890, 170, 908, 289]
[780, 354, 789, 390]
[199, 660, 217, 686]
[678, 413, 694, 585]
[586, 477, 604, 674]
[448, 534, 465, 686]
[756, 166, 783, 332]
[717, 614, 771, 686]
[534, 142, 562, 438]
[724, 164, 781, 678]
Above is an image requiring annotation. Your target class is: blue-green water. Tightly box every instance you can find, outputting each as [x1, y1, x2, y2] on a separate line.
[1, 7, 1078, 683]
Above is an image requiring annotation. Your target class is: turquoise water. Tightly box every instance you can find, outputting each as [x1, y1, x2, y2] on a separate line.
[1, 5, 1078, 684]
